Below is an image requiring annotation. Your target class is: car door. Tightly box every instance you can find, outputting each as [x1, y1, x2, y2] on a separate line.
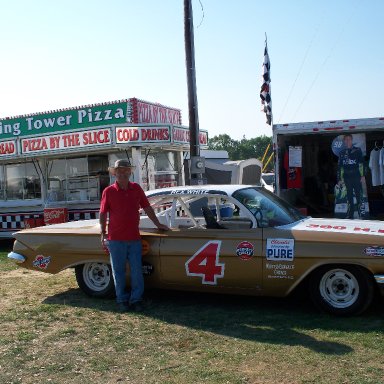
[158, 227, 263, 293]
[261, 227, 298, 295]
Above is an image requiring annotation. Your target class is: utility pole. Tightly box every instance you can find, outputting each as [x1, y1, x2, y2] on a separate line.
[184, 0, 205, 184]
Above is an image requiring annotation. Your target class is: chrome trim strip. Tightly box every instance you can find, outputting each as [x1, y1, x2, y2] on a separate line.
[7, 252, 26, 263]
[374, 274, 384, 285]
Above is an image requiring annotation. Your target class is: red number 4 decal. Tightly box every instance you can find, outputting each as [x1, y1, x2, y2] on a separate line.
[185, 240, 225, 285]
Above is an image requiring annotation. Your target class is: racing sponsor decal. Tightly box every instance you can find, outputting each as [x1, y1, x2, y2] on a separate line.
[32, 255, 51, 270]
[170, 189, 227, 196]
[364, 246, 384, 257]
[185, 240, 225, 285]
[301, 222, 384, 234]
[266, 238, 294, 261]
[170, 189, 209, 195]
[148, 189, 226, 197]
[306, 224, 347, 230]
[236, 241, 254, 261]
[266, 263, 295, 280]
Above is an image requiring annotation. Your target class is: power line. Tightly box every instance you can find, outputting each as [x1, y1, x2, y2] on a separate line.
[277, 20, 322, 122]
[291, 0, 360, 121]
[196, 0, 204, 28]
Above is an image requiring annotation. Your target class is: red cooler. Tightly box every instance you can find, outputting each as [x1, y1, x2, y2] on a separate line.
[44, 208, 68, 225]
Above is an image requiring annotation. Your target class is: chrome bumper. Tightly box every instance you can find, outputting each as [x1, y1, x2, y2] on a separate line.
[374, 274, 384, 296]
[8, 252, 26, 264]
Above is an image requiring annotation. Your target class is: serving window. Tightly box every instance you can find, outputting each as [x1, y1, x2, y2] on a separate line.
[1, 162, 42, 201]
[142, 150, 180, 190]
[46, 155, 109, 203]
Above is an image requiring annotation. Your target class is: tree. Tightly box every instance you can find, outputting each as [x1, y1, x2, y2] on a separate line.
[208, 134, 272, 162]
[208, 134, 237, 153]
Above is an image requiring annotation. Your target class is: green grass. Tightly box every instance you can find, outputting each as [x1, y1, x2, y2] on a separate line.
[0, 257, 384, 384]
[0, 240, 17, 271]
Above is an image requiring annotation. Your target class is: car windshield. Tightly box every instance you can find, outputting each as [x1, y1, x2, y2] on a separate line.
[232, 187, 304, 227]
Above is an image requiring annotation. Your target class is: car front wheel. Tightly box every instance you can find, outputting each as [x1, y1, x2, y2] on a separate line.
[309, 265, 374, 316]
[75, 262, 115, 298]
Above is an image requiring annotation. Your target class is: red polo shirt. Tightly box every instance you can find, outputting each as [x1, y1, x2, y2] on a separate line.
[100, 181, 150, 241]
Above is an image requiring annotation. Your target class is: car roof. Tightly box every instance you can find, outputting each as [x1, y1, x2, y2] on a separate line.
[146, 184, 258, 198]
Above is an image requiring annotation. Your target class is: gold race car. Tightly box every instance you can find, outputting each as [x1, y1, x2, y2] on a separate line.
[8, 185, 384, 316]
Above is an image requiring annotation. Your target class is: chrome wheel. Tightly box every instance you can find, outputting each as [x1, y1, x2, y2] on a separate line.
[82, 262, 112, 292]
[319, 268, 359, 309]
[310, 265, 374, 316]
[75, 262, 115, 298]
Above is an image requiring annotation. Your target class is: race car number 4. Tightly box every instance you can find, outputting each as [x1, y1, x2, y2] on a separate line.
[185, 240, 225, 285]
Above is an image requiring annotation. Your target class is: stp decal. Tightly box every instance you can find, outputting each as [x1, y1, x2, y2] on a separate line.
[364, 246, 384, 257]
[185, 240, 225, 285]
[236, 241, 254, 261]
[266, 238, 294, 261]
[32, 255, 51, 270]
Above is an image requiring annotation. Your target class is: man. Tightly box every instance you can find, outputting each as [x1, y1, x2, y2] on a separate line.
[338, 134, 365, 219]
[99, 159, 168, 312]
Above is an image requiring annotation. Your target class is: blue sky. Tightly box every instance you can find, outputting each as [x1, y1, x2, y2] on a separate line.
[1, 0, 383, 139]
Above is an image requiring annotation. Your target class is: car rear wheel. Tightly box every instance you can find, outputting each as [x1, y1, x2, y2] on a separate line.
[75, 262, 115, 298]
[309, 265, 374, 316]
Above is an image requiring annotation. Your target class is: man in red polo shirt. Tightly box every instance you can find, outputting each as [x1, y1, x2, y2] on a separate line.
[99, 159, 168, 312]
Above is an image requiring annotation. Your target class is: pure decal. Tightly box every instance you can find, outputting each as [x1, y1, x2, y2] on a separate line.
[266, 238, 294, 261]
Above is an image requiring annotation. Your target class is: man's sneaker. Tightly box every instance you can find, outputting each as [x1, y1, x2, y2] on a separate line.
[117, 302, 130, 312]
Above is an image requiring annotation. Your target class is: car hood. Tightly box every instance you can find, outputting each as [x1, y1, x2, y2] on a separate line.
[12, 219, 164, 243]
[277, 217, 384, 244]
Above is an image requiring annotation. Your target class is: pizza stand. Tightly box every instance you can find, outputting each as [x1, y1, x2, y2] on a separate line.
[0, 98, 208, 238]
[273, 116, 384, 219]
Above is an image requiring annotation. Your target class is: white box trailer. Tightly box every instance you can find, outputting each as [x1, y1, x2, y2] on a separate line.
[273, 116, 384, 218]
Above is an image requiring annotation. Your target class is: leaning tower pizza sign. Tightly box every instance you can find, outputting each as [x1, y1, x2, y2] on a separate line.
[0, 98, 206, 158]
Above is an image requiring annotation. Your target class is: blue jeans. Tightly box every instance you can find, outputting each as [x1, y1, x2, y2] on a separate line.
[107, 240, 144, 304]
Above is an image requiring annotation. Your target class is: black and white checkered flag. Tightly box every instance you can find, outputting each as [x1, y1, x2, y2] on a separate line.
[260, 40, 272, 125]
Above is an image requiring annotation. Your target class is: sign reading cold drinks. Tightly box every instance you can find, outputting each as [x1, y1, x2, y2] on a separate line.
[116, 126, 171, 144]
[116, 125, 208, 147]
